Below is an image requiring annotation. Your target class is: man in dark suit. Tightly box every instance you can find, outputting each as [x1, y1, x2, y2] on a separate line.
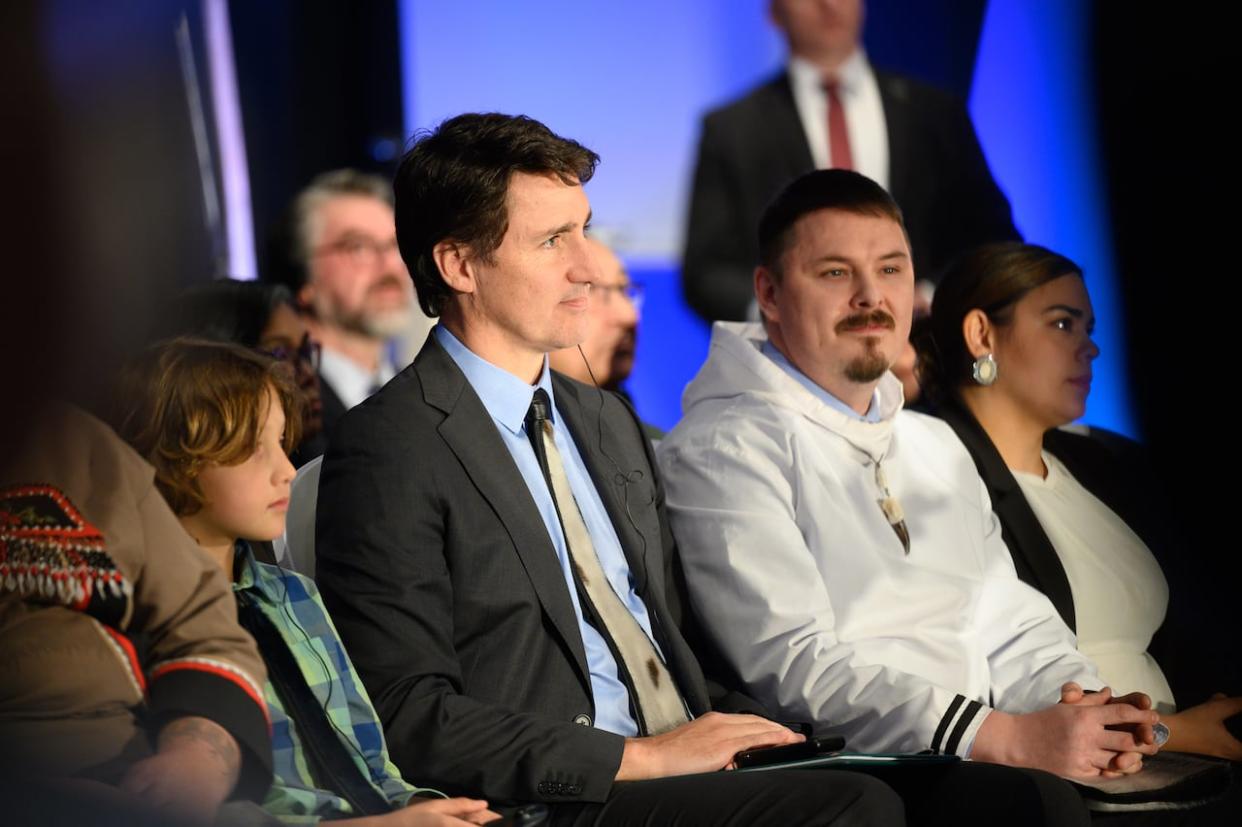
[683, 0, 1020, 323]
[314, 113, 902, 824]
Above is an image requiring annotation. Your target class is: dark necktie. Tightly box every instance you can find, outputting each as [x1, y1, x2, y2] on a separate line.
[524, 388, 689, 735]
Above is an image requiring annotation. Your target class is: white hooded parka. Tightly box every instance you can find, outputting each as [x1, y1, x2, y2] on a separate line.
[659, 322, 1101, 756]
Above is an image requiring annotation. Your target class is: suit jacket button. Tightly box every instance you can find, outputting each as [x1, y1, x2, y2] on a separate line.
[573, 713, 592, 726]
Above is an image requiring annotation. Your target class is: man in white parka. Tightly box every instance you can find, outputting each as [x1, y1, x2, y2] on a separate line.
[658, 169, 1159, 783]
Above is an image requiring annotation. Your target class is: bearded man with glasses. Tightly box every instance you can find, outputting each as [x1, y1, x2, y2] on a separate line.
[272, 169, 427, 449]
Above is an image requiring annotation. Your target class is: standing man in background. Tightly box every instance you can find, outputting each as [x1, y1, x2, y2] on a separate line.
[682, 0, 1018, 323]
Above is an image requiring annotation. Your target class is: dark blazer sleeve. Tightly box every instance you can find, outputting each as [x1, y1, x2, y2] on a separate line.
[933, 92, 1020, 259]
[935, 402, 1077, 631]
[314, 393, 624, 804]
[681, 75, 816, 324]
[682, 111, 762, 323]
[941, 404, 1239, 703]
[1046, 429, 1242, 702]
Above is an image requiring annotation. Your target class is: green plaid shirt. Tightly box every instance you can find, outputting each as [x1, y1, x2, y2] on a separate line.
[234, 544, 441, 822]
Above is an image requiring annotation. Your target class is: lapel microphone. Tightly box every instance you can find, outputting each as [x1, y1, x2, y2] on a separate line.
[577, 344, 644, 486]
[577, 344, 649, 592]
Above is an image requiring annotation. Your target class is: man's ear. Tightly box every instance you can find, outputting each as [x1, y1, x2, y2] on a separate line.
[296, 281, 315, 312]
[962, 309, 996, 359]
[433, 240, 476, 295]
[754, 265, 780, 324]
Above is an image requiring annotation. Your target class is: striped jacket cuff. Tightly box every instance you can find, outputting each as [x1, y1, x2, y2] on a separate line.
[930, 694, 989, 757]
[147, 658, 273, 802]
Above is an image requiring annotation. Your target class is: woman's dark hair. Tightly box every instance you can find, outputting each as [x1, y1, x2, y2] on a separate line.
[394, 113, 600, 318]
[915, 242, 1082, 403]
[161, 279, 296, 347]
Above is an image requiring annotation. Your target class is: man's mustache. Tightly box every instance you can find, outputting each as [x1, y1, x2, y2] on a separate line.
[835, 310, 895, 334]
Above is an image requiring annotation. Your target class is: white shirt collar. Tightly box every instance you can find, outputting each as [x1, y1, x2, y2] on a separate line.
[786, 49, 889, 189]
[788, 48, 869, 95]
[318, 346, 397, 411]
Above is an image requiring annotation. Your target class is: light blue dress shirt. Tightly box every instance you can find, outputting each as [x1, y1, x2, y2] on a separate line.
[761, 340, 882, 423]
[435, 325, 653, 737]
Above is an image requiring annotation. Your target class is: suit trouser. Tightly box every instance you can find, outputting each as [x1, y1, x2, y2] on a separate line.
[867, 758, 1238, 827]
[549, 762, 1096, 827]
[858, 761, 1089, 827]
[548, 767, 902, 826]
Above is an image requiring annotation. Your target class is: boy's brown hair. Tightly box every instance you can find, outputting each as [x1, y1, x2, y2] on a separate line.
[116, 337, 303, 516]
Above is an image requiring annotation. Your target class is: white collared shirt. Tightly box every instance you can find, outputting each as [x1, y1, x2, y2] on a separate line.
[787, 50, 889, 189]
[318, 346, 397, 411]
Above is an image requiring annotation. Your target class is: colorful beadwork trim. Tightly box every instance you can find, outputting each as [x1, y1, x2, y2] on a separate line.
[0, 484, 132, 627]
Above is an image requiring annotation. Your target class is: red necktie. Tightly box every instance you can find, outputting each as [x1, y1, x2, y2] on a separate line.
[824, 79, 854, 170]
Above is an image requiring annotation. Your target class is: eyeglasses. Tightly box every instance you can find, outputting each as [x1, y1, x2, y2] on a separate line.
[313, 235, 401, 269]
[261, 332, 321, 373]
[595, 282, 645, 312]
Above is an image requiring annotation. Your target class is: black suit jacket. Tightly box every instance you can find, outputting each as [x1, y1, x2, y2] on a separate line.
[934, 402, 1242, 703]
[314, 335, 725, 804]
[683, 69, 1020, 321]
[937, 403, 1080, 631]
[316, 370, 349, 445]
[288, 373, 344, 469]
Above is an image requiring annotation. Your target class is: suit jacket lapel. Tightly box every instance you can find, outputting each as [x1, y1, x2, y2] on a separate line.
[940, 403, 1078, 631]
[316, 370, 349, 435]
[876, 71, 914, 204]
[553, 378, 653, 592]
[416, 339, 593, 689]
[764, 73, 816, 178]
[554, 377, 712, 714]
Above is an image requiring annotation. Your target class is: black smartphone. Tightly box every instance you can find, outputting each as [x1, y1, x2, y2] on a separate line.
[493, 803, 549, 826]
[734, 734, 846, 769]
[776, 720, 814, 737]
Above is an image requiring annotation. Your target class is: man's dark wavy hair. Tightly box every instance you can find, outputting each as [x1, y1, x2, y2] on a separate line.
[394, 113, 599, 317]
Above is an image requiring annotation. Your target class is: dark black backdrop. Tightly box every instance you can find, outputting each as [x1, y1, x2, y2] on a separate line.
[1092, 6, 1242, 696]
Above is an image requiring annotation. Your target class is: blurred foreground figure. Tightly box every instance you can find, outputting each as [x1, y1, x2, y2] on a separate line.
[0, 405, 272, 825]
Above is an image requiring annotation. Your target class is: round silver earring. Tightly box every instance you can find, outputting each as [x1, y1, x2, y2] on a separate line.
[972, 352, 998, 386]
